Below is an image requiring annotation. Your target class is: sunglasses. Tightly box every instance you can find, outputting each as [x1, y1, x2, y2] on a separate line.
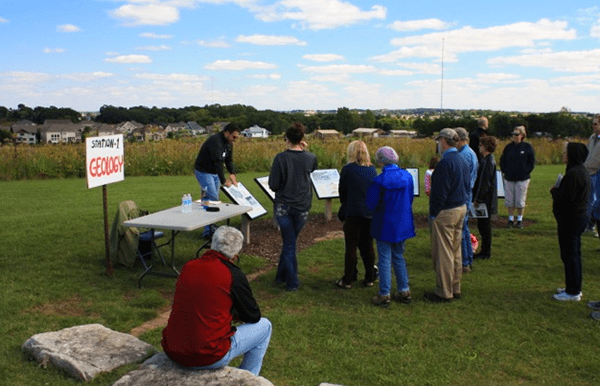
[512, 133, 520, 136]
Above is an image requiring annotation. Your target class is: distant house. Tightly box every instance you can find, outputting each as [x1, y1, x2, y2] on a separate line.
[164, 122, 187, 133]
[209, 122, 230, 133]
[353, 128, 383, 137]
[40, 120, 83, 144]
[186, 121, 206, 135]
[241, 125, 270, 138]
[313, 129, 341, 139]
[389, 130, 418, 138]
[115, 121, 144, 134]
[11, 120, 38, 144]
[131, 125, 165, 142]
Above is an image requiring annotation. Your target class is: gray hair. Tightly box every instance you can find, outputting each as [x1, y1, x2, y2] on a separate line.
[454, 127, 469, 141]
[514, 125, 527, 138]
[211, 226, 244, 259]
[477, 117, 488, 128]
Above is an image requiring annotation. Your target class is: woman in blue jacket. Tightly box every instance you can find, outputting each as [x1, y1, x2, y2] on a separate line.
[366, 147, 416, 307]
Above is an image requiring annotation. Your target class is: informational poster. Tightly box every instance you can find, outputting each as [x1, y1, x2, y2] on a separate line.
[497, 170, 506, 198]
[406, 168, 420, 197]
[310, 169, 340, 199]
[254, 176, 276, 201]
[86, 134, 124, 189]
[221, 182, 267, 220]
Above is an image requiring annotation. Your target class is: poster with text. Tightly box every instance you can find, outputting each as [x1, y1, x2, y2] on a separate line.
[497, 170, 506, 198]
[310, 169, 340, 199]
[221, 182, 267, 220]
[86, 134, 124, 189]
[254, 176, 276, 201]
[406, 168, 420, 197]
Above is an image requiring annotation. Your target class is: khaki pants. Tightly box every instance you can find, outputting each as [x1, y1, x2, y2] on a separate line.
[431, 205, 467, 299]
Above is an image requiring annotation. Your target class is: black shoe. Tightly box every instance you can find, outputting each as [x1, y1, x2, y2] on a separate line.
[473, 253, 490, 260]
[515, 220, 523, 229]
[453, 293, 462, 300]
[507, 220, 514, 228]
[423, 292, 452, 303]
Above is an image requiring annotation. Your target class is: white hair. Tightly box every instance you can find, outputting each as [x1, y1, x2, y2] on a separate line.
[211, 226, 244, 259]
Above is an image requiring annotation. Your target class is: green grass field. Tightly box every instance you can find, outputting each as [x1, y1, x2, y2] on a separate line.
[2, 165, 600, 385]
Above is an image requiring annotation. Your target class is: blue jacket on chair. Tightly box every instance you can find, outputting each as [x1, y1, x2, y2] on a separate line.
[366, 164, 416, 243]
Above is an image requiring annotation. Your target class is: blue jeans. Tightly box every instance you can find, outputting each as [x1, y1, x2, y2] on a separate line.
[194, 170, 220, 237]
[461, 201, 474, 267]
[275, 203, 308, 290]
[192, 317, 272, 376]
[376, 239, 409, 296]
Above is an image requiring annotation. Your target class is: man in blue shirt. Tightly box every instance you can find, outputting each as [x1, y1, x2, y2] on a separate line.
[455, 127, 478, 273]
[426, 128, 469, 303]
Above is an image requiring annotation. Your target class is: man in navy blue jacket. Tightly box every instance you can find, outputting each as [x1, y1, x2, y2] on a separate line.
[426, 128, 469, 303]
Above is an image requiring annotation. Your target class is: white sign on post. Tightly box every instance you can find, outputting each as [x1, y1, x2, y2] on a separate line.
[86, 134, 125, 189]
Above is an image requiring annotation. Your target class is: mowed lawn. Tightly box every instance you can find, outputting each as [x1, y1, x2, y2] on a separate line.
[2, 165, 600, 386]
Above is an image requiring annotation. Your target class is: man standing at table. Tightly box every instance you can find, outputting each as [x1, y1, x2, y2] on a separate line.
[194, 123, 240, 237]
[426, 128, 469, 303]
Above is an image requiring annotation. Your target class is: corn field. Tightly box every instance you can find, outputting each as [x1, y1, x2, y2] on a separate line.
[0, 136, 571, 181]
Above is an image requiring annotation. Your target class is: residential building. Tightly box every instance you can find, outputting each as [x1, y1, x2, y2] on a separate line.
[241, 125, 270, 138]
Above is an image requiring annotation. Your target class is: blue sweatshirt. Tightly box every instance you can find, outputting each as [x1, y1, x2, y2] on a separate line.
[429, 148, 469, 218]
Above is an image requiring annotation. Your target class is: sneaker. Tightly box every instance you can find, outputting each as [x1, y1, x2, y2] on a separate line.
[515, 220, 523, 229]
[553, 292, 582, 301]
[591, 311, 600, 320]
[507, 220, 514, 228]
[372, 294, 390, 307]
[453, 293, 462, 300]
[587, 301, 600, 310]
[392, 291, 412, 304]
[556, 287, 565, 294]
[462, 265, 472, 274]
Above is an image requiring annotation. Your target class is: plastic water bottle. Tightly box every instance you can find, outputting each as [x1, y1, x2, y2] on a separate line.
[182, 194, 192, 213]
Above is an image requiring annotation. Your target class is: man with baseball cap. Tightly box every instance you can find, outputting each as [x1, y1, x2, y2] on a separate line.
[426, 128, 470, 302]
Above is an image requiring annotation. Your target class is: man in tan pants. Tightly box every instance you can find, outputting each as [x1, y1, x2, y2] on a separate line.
[426, 128, 470, 302]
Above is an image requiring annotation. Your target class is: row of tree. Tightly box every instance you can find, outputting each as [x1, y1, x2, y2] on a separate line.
[1, 103, 596, 139]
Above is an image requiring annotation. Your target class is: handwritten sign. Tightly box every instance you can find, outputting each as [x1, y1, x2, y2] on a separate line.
[86, 134, 124, 189]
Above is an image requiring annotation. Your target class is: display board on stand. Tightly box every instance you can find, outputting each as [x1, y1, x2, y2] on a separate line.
[310, 169, 340, 220]
[406, 168, 420, 197]
[221, 182, 268, 243]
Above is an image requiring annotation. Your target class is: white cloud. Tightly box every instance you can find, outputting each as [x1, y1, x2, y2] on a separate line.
[139, 32, 174, 39]
[198, 38, 230, 48]
[371, 46, 449, 63]
[104, 55, 152, 64]
[236, 34, 307, 46]
[58, 72, 115, 81]
[591, 18, 600, 38]
[253, 0, 386, 30]
[111, 3, 179, 26]
[43, 48, 66, 54]
[204, 60, 277, 70]
[0, 17, 9, 23]
[303, 54, 344, 62]
[390, 19, 577, 54]
[57, 24, 81, 32]
[134, 73, 208, 82]
[379, 69, 414, 76]
[135, 45, 171, 51]
[396, 62, 441, 75]
[1, 71, 52, 83]
[489, 49, 600, 73]
[300, 64, 378, 74]
[248, 73, 282, 80]
[389, 18, 451, 32]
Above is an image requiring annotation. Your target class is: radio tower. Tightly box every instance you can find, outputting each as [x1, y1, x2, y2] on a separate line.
[440, 38, 444, 116]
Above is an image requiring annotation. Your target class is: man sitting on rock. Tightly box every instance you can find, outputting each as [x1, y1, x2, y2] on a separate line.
[162, 226, 272, 376]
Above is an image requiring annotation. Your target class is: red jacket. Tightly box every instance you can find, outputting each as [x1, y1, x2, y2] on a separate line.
[161, 250, 261, 367]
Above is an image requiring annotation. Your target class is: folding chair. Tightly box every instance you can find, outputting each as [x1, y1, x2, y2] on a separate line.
[137, 229, 168, 271]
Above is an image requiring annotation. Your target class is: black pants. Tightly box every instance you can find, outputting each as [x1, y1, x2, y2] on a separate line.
[477, 217, 492, 256]
[342, 216, 376, 284]
[558, 215, 587, 295]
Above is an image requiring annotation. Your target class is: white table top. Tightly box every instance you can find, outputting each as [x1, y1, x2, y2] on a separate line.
[123, 202, 252, 232]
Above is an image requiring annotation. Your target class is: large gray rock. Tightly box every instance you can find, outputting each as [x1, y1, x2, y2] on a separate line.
[22, 324, 155, 382]
[113, 352, 274, 386]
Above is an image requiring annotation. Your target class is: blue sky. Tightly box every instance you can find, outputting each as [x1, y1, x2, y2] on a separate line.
[1, 0, 599, 113]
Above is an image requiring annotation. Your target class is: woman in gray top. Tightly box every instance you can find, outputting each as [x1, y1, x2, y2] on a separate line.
[269, 122, 318, 291]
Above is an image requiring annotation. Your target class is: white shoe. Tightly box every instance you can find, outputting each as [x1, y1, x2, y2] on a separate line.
[553, 292, 582, 301]
[556, 288, 565, 294]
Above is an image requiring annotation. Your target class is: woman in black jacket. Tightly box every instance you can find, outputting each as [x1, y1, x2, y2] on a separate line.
[551, 142, 590, 301]
[473, 136, 498, 260]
